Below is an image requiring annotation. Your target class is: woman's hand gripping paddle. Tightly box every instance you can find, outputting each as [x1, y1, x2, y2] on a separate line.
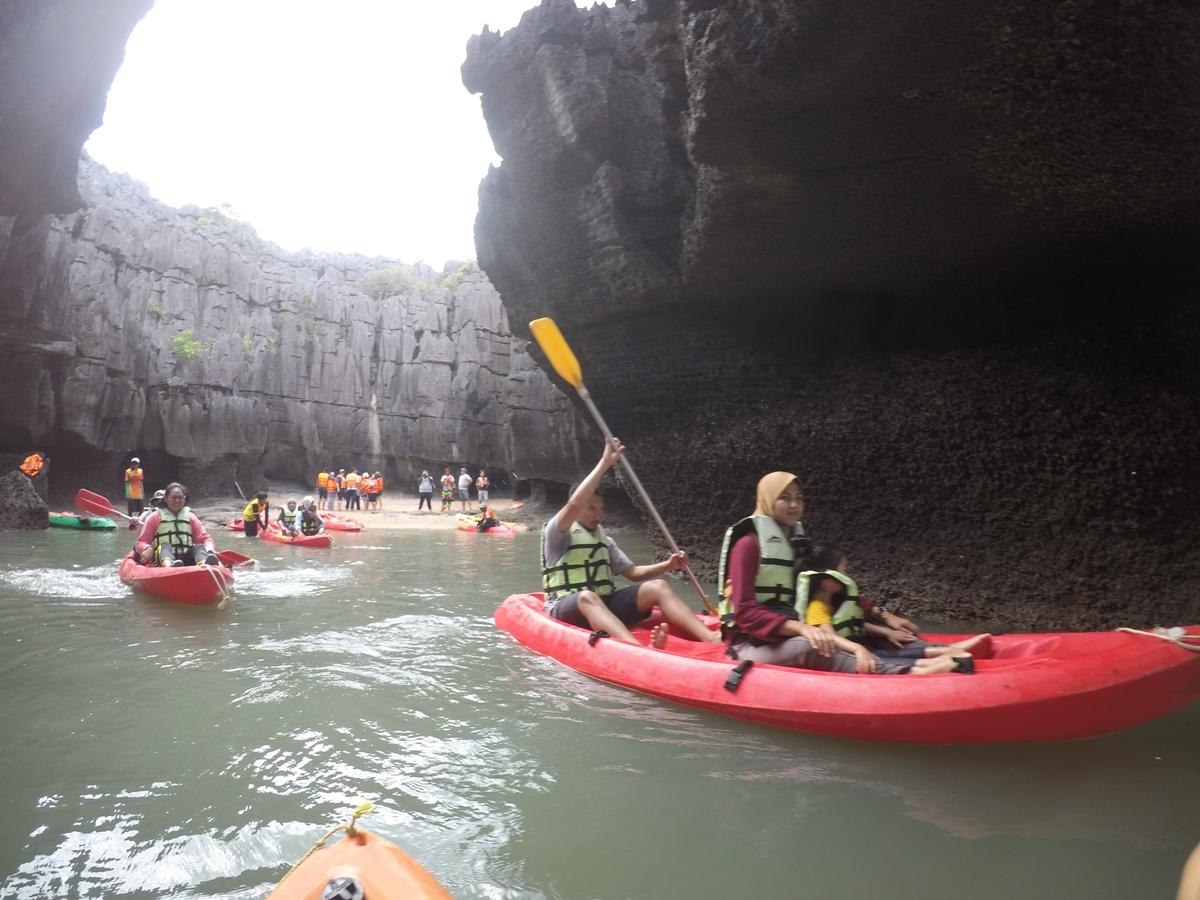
[529, 317, 719, 616]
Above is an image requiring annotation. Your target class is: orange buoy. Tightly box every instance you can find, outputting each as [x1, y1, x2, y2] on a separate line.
[267, 829, 452, 900]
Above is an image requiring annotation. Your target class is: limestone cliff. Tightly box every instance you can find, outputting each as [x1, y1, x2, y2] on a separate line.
[0, 0, 153, 215]
[465, 0, 1200, 628]
[0, 158, 580, 502]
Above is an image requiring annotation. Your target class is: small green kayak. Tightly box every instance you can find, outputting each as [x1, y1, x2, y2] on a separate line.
[48, 511, 117, 530]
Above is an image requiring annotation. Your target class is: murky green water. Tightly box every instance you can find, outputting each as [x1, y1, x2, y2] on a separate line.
[1, 525, 1198, 899]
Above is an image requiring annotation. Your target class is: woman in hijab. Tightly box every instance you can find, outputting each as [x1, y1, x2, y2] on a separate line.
[715, 472, 960, 674]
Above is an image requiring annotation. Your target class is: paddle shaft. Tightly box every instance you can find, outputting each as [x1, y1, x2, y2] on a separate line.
[575, 385, 717, 616]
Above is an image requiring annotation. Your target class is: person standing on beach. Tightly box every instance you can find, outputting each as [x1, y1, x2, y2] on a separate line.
[316, 469, 329, 510]
[125, 457, 145, 518]
[457, 467, 472, 511]
[475, 470, 491, 508]
[417, 470, 434, 511]
[440, 467, 455, 512]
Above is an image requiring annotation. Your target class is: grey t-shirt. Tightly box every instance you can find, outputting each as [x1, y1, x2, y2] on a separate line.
[418, 475, 434, 492]
[542, 512, 634, 584]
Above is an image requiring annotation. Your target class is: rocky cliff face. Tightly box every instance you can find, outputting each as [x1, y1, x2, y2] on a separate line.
[464, 0, 1200, 628]
[0, 158, 580, 503]
[0, 0, 153, 216]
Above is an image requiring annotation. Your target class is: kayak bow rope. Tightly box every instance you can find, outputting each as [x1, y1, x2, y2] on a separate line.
[273, 801, 377, 891]
[1116, 626, 1200, 652]
[529, 317, 718, 616]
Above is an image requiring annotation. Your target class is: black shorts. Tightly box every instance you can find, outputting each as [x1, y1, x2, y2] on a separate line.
[244, 518, 259, 538]
[547, 584, 647, 629]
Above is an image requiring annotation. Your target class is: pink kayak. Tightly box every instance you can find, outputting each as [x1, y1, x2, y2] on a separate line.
[319, 512, 364, 532]
[118, 557, 234, 605]
[260, 529, 333, 548]
[494, 593, 1200, 744]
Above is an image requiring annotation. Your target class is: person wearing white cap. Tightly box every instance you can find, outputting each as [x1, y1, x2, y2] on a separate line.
[137, 489, 166, 527]
[124, 456, 145, 519]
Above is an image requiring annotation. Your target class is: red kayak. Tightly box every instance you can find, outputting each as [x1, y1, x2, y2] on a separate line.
[226, 518, 246, 531]
[260, 529, 333, 548]
[118, 557, 234, 605]
[319, 512, 364, 532]
[495, 593, 1200, 744]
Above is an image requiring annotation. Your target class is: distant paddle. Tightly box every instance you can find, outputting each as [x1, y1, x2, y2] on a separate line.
[76, 488, 137, 522]
[529, 317, 718, 616]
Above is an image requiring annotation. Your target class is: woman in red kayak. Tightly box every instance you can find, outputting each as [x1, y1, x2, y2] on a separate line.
[717, 472, 963, 674]
[133, 482, 219, 567]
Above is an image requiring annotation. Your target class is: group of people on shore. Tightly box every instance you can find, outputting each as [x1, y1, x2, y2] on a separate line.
[540, 439, 987, 677]
[315, 469, 384, 512]
[417, 466, 491, 514]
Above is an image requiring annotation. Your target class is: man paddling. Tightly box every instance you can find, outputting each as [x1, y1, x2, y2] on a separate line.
[541, 438, 721, 647]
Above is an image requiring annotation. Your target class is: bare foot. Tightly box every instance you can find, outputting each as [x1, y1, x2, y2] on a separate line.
[649, 623, 669, 649]
[951, 633, 992, 652]
[911, 655, 959, 675]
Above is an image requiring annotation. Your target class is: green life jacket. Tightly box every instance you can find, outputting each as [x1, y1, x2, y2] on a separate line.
[542, 520, 615, 600]
[299, 509, 322, 535]
[795, 570, 866, 639]
[716, 515, 803, 625]
[279, 506, 300, 529]
[155, 506, 193, 554]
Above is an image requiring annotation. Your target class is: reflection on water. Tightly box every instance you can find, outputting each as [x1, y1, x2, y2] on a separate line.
[0, 528, 1197, 898]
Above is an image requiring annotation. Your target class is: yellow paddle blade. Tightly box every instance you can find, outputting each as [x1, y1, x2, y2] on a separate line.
[529, 317, 583, 389]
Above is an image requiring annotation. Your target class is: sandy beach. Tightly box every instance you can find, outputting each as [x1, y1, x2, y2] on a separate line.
[201, 486, 538, 532]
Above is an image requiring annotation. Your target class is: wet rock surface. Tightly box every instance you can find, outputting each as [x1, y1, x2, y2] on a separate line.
[0, 470, 48, 531]
[465, 0, 1200, 628]
[0, 0, 153, 216]
[0, 159, 581, 509]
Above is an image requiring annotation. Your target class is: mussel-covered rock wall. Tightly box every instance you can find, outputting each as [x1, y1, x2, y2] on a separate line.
[0, 159, 581, 502]
[464, 0, 1200, 628]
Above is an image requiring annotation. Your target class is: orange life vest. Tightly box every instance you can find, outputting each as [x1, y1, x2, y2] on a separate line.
[125, 467, 144, 499]
[375, 475, 384, 491]
[18, 452, 44, 478]
[317, 471, 329, 489]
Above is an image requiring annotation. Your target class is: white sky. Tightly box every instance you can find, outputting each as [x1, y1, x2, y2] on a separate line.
[87, 1, 607, 267]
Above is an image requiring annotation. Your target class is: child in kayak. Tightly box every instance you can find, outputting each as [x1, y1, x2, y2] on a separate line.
[134, 482, 219, 567]
[717, 472, 967, 674]
[798, 541, 987, 670]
